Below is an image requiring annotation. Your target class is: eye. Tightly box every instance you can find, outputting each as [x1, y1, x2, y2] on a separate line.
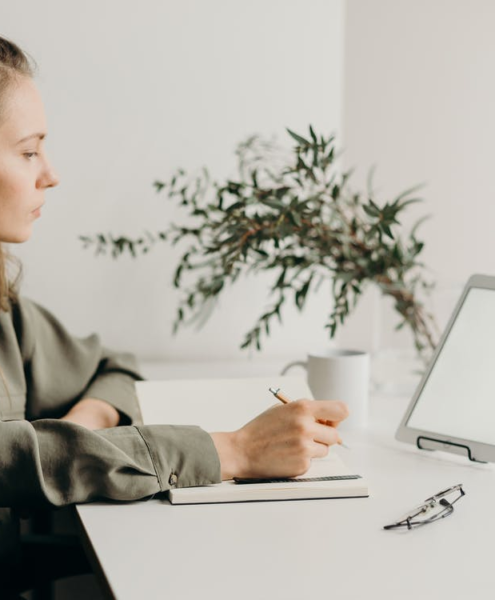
[23, 152, 39, 160]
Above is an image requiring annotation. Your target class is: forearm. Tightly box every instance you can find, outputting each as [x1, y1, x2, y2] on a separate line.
[60, 398, 120, 430]
[0, 420, 161, 508]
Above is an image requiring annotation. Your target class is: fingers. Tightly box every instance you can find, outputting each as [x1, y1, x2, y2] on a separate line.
[283, 400, 343, 448]
[311, 420, 342, 446]
[311, 441, 330, 459]
[286, 399, 345, 451]
[316, 400, 349, 424]
[293, 398, 349, 425]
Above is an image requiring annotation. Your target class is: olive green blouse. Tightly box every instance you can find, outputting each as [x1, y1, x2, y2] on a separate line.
[0, 296, 221, 566]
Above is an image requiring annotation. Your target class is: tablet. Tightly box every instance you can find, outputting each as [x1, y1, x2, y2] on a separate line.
[396, 274, 495, 463]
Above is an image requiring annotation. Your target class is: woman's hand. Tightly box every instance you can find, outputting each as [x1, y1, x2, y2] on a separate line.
[210, 399, 349, 480]
[60, 398, 120, 430]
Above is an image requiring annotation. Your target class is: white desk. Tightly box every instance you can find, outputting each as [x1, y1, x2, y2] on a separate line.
[76, 362, 495, 600]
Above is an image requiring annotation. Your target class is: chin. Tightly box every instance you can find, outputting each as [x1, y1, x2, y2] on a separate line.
[4, 230, 33, 244]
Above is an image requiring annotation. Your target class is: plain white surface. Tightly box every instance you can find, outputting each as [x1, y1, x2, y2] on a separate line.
[340, 0, 495, 355]
[136, 376, 313, 431]
[77, 363, 495, 600]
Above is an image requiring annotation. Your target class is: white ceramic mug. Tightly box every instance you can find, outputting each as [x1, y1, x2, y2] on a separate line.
[281, 348, 370, 430]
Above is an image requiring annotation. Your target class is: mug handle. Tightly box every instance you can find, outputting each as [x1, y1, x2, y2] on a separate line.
[280, 360, 307, 375]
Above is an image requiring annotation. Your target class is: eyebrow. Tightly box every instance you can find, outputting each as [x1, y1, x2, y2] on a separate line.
[16, 133, 46, 145]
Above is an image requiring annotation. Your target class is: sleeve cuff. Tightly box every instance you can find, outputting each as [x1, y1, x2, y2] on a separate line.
[136, 425, 221, 490]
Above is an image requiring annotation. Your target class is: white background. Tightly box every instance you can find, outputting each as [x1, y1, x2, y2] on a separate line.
[2, 0, 494, 364]
[1, 0, 344, 363]
[340, 0, 495, 352]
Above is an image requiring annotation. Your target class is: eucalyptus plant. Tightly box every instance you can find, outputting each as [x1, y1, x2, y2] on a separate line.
[80, 127, 438, 357]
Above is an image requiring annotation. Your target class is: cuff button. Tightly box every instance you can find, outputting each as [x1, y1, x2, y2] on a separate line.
[169, 472, 178, 487]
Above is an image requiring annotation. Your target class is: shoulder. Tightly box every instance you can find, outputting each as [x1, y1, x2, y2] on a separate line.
[9, 296, 80, 360]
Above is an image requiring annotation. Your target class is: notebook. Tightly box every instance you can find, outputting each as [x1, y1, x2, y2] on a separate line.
[136, 377, 368, 504]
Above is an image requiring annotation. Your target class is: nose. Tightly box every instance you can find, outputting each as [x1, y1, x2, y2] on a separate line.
[38, 158, 60, 189]
[44, 168, 60, 189]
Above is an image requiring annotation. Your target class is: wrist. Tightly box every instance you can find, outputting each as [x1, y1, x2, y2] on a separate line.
[210, 431, 246, 480]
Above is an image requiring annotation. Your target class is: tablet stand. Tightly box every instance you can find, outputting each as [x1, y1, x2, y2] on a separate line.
[416, 436, 487, 463]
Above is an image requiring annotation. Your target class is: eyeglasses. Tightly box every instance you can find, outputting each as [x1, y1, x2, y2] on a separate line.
[384, 484, 465, 531]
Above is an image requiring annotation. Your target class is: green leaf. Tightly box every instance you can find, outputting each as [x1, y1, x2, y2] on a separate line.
[392, 183, 425, 204]
[295, 275, 313, 310]
[173, 265, 183, 287]
[413, 241, 424, 255]
[254, 248, 269, 258]
[251, 169, 258, 188]
[286, 211, 302, 227]
[286, 128, 310, 146]
[264, 320, 270, 336]
[309, 125, 317, 144]
[381, 224, 395, 239]
[366, 165, 376, 198]
[395, 197, 422, 211]
[226, 201, 245, 213]
[261, 198, 285, 211]
[363, 204, 379, 218]
[410, 215, 431, 238]
[326, 321, 337, 337]
[274, 269, 286, 289]
[369, 198, 381, 211]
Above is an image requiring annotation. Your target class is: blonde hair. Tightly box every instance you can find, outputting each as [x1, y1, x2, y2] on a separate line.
[0, 37, 35, 311]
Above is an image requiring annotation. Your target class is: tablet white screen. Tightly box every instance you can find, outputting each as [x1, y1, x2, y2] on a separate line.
[407, 287, 495, 445]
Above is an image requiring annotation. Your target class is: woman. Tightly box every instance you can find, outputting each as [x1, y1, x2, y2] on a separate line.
[0, 37, 348, 593]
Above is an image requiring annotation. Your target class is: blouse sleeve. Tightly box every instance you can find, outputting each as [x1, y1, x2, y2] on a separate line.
[0, 298, 222, 510]
[12, 297, 143, 425]
[0, 419, 221, 508]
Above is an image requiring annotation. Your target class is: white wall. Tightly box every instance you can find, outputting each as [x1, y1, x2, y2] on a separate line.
[340, 0, 495, 353]
[1, 0, 345, 362]
[4, 1, 490, 364]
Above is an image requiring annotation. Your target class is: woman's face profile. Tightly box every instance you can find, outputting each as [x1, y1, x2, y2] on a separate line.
[0, 76, 59, 244]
